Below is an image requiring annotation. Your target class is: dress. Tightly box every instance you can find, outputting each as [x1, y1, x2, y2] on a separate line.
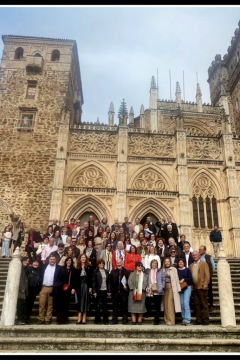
[73, 266, 92, 312]
[128, 272, 147, 313]
[1, 232, 11, 257]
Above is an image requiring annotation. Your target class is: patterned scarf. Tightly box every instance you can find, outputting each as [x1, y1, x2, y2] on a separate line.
[85, 247, 93, 259]
[106, 250, 112, 272]
[115, 250, 125, 263]
[132, 270, 143, 301]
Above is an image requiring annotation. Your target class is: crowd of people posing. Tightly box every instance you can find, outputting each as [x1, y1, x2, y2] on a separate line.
[1, 215, 221, 327]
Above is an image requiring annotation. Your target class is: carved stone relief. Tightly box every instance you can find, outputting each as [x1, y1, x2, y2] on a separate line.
[233, 141, 240, 161]
[70, 132, 117, 155]
[72, 167, 109, 188]
[132, 169, 167, 191]
[128, 135, 174, 157]
[192, 173, 216, 198]
[187, 139, 221, 159]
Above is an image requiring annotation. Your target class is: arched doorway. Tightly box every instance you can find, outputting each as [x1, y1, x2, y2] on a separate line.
[79, 211, 98, 226]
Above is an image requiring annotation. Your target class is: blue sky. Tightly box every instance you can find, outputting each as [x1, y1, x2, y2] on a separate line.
[0, 6, 240, 123]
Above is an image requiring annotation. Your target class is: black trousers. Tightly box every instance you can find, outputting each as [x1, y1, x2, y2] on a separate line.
[146, 295, 161, 321]
[17, 298, 26, 323]
[25, 287, 39, 321]
[26, 248, 37, 261]
[208, 277, 213, 307]
[94, 290, 108, 322]
[112, 291, 128, 322]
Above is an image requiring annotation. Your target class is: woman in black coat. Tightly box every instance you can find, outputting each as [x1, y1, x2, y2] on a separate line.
[83, 239, 97, 269]
[25, 229, 42, 261]
[71, 254, 93, 324]
[93, 259, 111, 325]
[25, 258, 42, 324]
[55, 257, 75, 324]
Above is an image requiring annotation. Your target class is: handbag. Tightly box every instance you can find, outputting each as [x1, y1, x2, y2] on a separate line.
[180, 269, 188, 290]
[151, 283, 158, 293]
[63, 271, 72, 292]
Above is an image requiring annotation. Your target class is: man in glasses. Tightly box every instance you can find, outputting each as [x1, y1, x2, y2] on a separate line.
[169, 248, 178, 268]
[109, 259, 129, 325]
[75, 220, 82, 235]
[64, 237, 80, 259]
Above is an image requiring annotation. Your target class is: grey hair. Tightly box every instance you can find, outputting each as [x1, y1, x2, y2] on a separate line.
[192, 250, 200, 256]
[117, 241, 123, 247]
[167, 224, 172, 228]
[168, 237, 175, 242]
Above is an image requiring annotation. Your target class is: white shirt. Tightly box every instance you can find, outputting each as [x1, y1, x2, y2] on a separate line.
[194, 259, 200, 266]
[134, 224, 140, 234]
[43, 264, 56, 286]
[93, 225, 98, 237]
[76, 226, 81, 235]
[145, 254, 161, 269]
[131, 238, 140, 248]
[185, 252, 190, 268]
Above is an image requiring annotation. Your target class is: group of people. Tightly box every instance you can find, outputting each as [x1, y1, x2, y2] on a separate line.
[1, 215, 222, 326]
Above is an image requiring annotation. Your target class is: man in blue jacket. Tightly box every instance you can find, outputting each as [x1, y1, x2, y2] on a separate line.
[209, 225, 222, 258]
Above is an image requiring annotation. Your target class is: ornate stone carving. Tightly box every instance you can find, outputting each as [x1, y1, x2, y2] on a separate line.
[233, 141, 240, 161]
[132, 169, 167, 191]
[52, 190, 62, 201]
[128, 135, 174, 157]
[118, 163, 127, 173]
[192, 173, 216, 198]
[187, 139, 221, 159]
[117, 193, 126, 203]
[72, 167, 108, 188]
[119, 128, 127, 137]
[70, 132, 117, 155]
[106, 198, 112, 206]
[66, 196, 74, 206]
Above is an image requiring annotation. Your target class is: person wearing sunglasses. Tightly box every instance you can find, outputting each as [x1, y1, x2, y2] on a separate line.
[169, 247, 179, 268]
[128, 262, 147, 325]
[99, 243, 113, 273]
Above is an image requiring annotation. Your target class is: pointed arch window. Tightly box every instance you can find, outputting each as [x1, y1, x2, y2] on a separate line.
[192, 196, 198, 228]
[192, 194, 218, 229]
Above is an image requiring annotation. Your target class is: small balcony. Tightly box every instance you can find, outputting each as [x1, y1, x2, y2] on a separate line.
[15, 118, 35, 131]
[26, 55, 43, 72]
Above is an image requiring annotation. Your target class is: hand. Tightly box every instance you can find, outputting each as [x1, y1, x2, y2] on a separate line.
[19, 217, 21, 220]
[179, 279, 184, 284]
[211, 242, 213, 244]
[20, 290, 25, 293]
[93, 293, 97, 298]
[89, 288, 92, 293]
[123, 285, 127, 290]
[71, 289, 75, 295]
[166, 271, 170, 276]
[108, 293, 111, 297]
[160, 254, 164, 257]
[183, 249, 185, 253]
[202, 285, 208, 290]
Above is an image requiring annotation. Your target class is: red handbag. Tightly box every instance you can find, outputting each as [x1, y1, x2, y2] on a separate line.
[63, 271, 72, 292]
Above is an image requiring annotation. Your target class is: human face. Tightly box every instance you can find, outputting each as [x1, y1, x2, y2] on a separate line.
[168, 239, 174, 246]
[130, 246, 135, 254]
[180, 236, 185, 242]
[71, 239, 77, 247]
[76, 220, 81, 226]
[129, 224, 133, 230]
[111, 232, 116, 240]
[192, 251, 200, 262]
[32, 261, 39, 269]
[167, 217, 171, 223]
[72, 230, 77, 236]
[136, 264, 143, 271]
[78, 237, 84, 245]
[43, 238, 49, 244]
[114, 218, 118, 224]
[66, 259, 72, 268]
[23, 258, 30, 267]
[53, 218, 57, 225]
[178, 260, 184, 269]
[55, 231, 60, 237]
[146, 217, 151, 223]
[106, 244, 112, 251]
[49, 257, 56, 266]
[89, 216, 93, 222]
[116, 259, 122, 269]
[150, 234, 155, 240]
[214, 225, 218, 231]
[49, 238, 54, 246]
[142, 240, 147, 247]
[81, 255, 86, 264]
[151, 260, 158, 269]
[120, 227, 124, 234]
[71, 219, 75, 225]
[170, 250, 176, 257]
[98, 261, 104, 269]
[199, 246, 206, 255]
[67, 248, 73, 257]
[48, 227, 53, 233]
[150, 246, 155, 254]
[88, 240, 93, 248]
[88, 230, 93, 237]
[106, 226, 110, 233]
[135, 218, 139, 224]
[58, 246, 64, 254]
[64, 221, 69, 227]
[67, 236, 72, 245]
[124, 217, 128, 224]
[102, 232, 107, 239]
[84, 222, 88, 229]
[117, 242, 123, 250]
[184, 244, 190, 253]
[164, 259, 170, 268]
[158, 240, 163, 247]
[98, 228, 103, 234]
[132, 232, 137, 239]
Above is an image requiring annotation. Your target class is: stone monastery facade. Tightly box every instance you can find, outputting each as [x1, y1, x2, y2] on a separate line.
[1, 23, 240, 257]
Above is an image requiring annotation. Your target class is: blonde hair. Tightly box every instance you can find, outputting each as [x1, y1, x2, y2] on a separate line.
[148, 246, 157, 255]
[162, 257, 173, 271]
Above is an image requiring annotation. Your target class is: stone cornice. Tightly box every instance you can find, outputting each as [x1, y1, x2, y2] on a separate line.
[67, 152, 117, 160]
[64, 187, 116, 194]
[187, 160, 223, 166]
[127, 156, 175, 163]
[127, 189, 178, 197]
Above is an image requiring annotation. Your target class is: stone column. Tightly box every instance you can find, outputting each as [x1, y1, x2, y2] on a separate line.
[116, 127, 128, 223]
[175, 123, 192, 241]
[217, 244, 236, 328]
[221, 131, 240, 256]
[49, 122, 69, 224]
[0, 247, 21, 326]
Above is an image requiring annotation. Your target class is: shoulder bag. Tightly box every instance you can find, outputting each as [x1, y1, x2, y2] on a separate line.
[180, 269, 188, 290]
[63, 271, 72, 292]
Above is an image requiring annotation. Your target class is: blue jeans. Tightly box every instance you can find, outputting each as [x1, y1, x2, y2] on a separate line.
[180, 285, 191, 323]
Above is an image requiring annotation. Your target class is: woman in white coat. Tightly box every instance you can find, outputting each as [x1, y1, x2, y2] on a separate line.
[161, 257, 181, 325]
[145, 246, 161, 269]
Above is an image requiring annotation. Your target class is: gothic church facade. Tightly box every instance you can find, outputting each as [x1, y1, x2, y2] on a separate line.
[1, 23, 240, 257]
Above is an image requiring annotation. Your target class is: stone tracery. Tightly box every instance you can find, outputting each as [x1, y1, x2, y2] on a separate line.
[187, 138, 221, 159]
[71, 166, 109, 188]
[70, 131, 117, 155]
[132, 169, 167, 191]
[128, 134, 174, 157]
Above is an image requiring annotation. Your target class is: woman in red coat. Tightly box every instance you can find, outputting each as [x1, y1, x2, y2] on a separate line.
[124, 245, 141, 273]
[112, 241, 127, 269]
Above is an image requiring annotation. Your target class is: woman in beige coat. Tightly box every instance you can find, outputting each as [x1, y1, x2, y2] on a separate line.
[161, 257, 181, 325]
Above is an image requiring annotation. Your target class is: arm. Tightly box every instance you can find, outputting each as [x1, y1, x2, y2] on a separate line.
[210, 231, 213, 242]
[36, 244, 42, 255]
[92, 269, 96, 295]
[210, 256, 216, 272]
[128, 272, 133, 290]
[219, 231, 222, 242]
[157, 255, 161, 269]
[203, 263, 210, 287]
[41, 247, 47, 261]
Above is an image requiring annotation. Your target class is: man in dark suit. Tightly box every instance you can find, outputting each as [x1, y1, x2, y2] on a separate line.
[64, 238, 80, 259]
[122, 217, 132, 233]
[60, 220, 72, 236]
[183, 243, 194, 268]
[164, 238, 183, 258]
[38, 255, 62, 324]
[50, 218, 60, 235]
[145, 216, 157, 234]
[109, 259, 129, 325]
[163, 216, 179, 241]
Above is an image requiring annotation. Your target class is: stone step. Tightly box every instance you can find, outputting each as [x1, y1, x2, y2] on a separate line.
[1, 336, 240, 352]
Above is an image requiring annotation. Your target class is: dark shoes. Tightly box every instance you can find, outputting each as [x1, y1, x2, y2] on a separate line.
[208, 307, 214, 312]
[45, 321, 50, 325]
[122, 321, 128, 325]
[37, 320, 44, 325]
[194, 321, 203, 325]
[154, 321, 159, 325]
[110, 321, 118, 325]
[202, 322, 209, 326]
[130, 321, 136, 325]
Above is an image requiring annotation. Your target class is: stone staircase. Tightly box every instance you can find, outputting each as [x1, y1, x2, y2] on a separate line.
[0, 257, 240, 352]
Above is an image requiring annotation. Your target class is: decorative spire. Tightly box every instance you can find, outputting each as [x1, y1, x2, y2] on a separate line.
[118, 99, 128, 116]
[97, 117, 100, 124]
[196, 83, 202, 96]
[140, 104, 144, 114]
[129, 106, 134, 115]
[176, 81, 181, 94]
[140, 104, 145, 129]
[150, 76, 157, 90]
[175, 81, 181, 106]
[109, 102, 114, 112]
